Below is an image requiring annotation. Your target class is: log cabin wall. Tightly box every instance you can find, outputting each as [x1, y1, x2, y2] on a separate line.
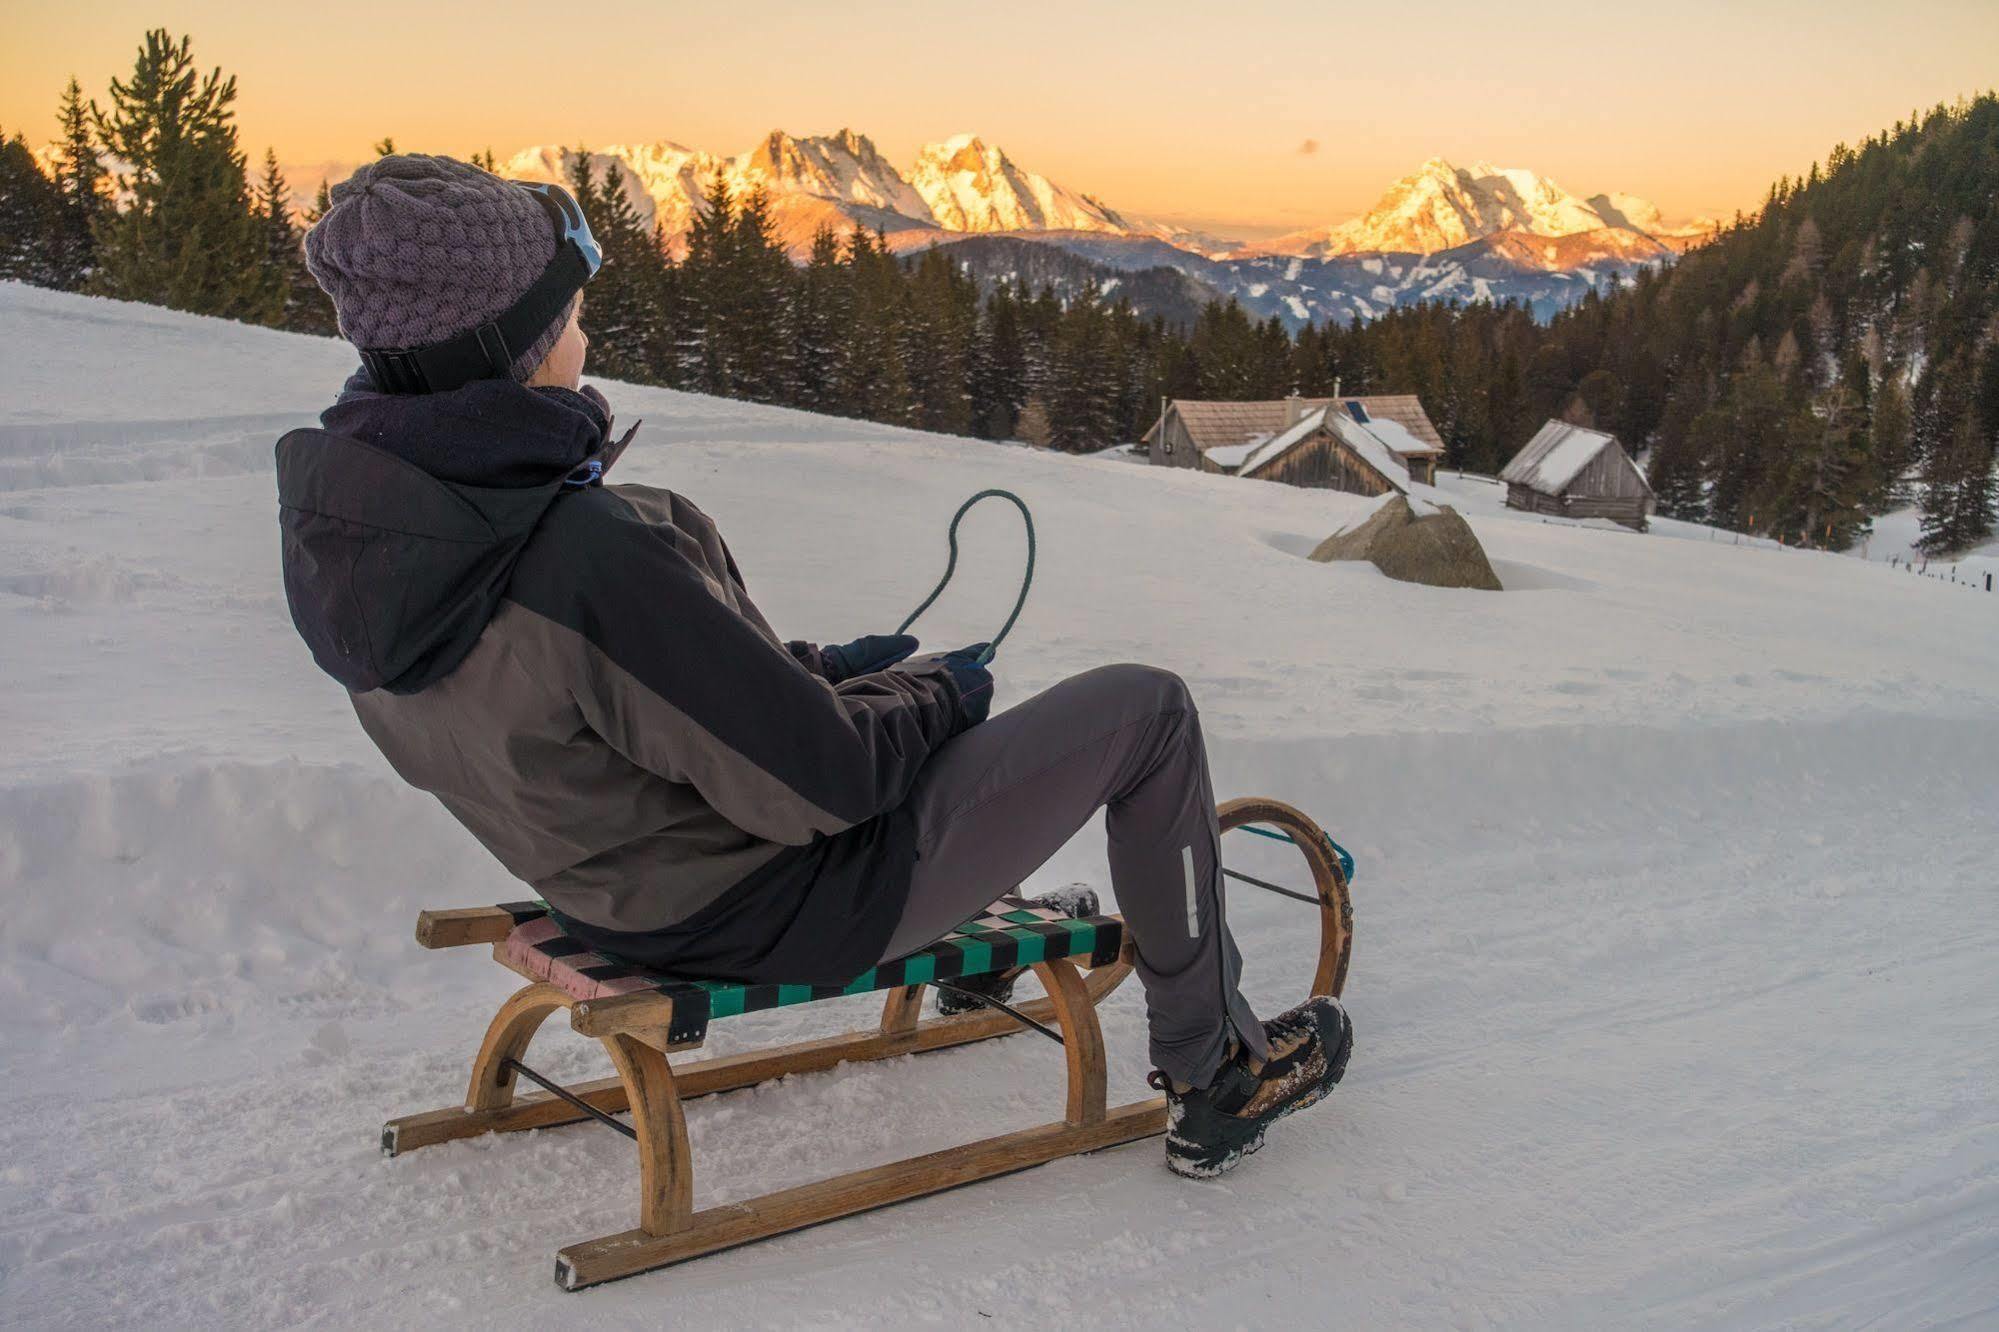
[1150, 411, 1202, 469]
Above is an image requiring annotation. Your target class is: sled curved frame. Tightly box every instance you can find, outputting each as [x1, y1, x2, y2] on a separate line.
[381, 797, 1351, 1291]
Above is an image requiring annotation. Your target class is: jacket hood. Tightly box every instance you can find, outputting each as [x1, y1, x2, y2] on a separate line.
[276, 374, 621, 694]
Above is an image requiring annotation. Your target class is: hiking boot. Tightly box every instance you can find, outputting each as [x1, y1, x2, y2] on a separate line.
[935, 886, 1100, 1016]
[1149, 995, 1353, 1179]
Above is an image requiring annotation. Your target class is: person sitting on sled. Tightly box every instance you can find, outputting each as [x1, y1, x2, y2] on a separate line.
[276, 154, 1350, 1177]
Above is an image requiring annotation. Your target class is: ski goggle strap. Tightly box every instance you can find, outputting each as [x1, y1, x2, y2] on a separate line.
[359, 181, 603, 395]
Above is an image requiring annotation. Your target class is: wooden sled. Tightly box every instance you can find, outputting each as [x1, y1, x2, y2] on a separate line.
[382, 796, 1353, 1291]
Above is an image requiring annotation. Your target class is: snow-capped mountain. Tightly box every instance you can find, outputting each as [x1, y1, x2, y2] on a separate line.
[739, 129, 934, 221]
[504, 129, 1130, 257]
[501, 141, 715, 242]
[353, 138, 1713, 324]
[908, 134, 1129, 234]
[1266, 158, 1681, 258]
[500, 132, 946, 257]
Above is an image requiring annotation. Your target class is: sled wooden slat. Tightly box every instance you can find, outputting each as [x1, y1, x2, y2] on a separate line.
[381, 797, 1353, 1290]
[555, 1098, 1169, 1290]
[414, 905, 518, 949]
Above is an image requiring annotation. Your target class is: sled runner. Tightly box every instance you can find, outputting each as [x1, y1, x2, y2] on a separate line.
[383, 797, 1353, 1291]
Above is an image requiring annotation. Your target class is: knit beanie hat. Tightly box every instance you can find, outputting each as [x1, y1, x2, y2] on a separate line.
[303, 153, 577, 384]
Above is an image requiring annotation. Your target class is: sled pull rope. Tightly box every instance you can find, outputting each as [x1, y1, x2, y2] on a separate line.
[1223, 824, 1356, 908]
[896, 489, 1036, 667]
[1231, 823, 1356, 886]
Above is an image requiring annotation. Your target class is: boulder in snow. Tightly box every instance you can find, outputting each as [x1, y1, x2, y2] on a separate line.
[1310, 495, 1502, 591]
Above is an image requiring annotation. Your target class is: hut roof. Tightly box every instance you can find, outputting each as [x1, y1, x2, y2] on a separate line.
[1231, 406, 1411, 493]
[1500, 421, 1643, 496]
[1146, 396, 1444, 457]
[1146, 400, 1305, 451]
[1343, 396, 1445, 455]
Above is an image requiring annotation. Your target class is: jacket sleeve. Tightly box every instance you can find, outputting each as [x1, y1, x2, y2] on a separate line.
[522, 490, 963, 847]
[666, 490, 834, 680]
[784, 640, 832, 678]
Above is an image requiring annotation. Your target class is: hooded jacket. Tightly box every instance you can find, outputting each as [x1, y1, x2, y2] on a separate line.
[275, 372, 965, 984]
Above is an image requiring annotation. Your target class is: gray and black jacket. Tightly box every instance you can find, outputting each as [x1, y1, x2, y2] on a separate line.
[276, 374, 966, 984]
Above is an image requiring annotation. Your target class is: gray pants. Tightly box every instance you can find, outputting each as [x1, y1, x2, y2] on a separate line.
[880, 663, 1268, 1087]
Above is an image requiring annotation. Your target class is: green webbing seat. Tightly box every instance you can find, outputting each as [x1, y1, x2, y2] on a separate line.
[502, 894, 1124, 1046]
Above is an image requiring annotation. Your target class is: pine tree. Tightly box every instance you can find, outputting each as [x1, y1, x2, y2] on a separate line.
[1915, 342, 1999, 555]
[1868, 373, 1914, 508]
[725, 186, 797, 404]
[1044, 294, 1118, 452]
[0, 127, 62, 284]
[1648, 370, 1715, 521]
[1776, 381, 1874, 547]
[1706, 358, 1800, 530]
[301, 178, 333, 225]
[50, 77, 106, 288]
[790, 225, 848, 412]
[901, 247, 974, 435]
[834, 228, 914, 424]
[253, 148, 333, 333]
[675, 172, 735, 394]
[1918, 399, 1996, 555]
[969, 281, 1026, 438]
[89, 30, 278, 322]
[569, 151, 669, 383]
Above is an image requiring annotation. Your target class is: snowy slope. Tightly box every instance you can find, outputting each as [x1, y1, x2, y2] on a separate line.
[3, 283, 1997, 1329]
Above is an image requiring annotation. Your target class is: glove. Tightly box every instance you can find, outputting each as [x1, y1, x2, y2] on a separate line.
[821, 633, 920, 683]
[926, 643, 994, 729]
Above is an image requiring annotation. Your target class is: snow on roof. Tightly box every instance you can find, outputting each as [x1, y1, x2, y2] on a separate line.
[1231, 407, 1411, 494]
[1346, 395, 1445, 454]
[1500, 420, 1619, 495]
[1326, 413, 1413, 492]
[1232, 407, 1330, 475]
[1143, 395, 1444, 455]
[1359, 416, 1434, 461]
[1203, 438, 1264, 468]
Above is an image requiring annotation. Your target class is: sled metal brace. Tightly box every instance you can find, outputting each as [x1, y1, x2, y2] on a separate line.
[929, 981, 1067, 1046]
[502, 1057, 638, 1141]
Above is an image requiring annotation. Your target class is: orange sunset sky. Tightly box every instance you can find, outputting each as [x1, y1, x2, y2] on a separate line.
[4, 0, 1995, 238]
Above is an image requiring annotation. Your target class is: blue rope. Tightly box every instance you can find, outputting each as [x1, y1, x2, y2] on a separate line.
[897, 489, 1036, 667]
[1232, 823, 1357, 885]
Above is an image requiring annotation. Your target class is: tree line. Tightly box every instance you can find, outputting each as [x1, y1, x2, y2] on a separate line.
[3, 30, 1993, 554]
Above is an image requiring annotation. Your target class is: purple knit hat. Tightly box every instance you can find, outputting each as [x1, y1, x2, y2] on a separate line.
[303, 153, 577, 383]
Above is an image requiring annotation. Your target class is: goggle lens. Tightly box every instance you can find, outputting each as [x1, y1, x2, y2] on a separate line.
[515, 181, 603, 279]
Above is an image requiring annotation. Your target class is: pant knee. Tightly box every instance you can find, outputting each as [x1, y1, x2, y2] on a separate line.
[1090, 662, 1195, 717]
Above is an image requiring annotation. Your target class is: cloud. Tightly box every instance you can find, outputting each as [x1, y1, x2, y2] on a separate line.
[1297, 138, 1320, 156]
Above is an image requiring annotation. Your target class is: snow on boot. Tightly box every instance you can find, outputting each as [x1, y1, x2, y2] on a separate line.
[935, 886, 1100, 1016]
[1151, 995, 1353, 1180]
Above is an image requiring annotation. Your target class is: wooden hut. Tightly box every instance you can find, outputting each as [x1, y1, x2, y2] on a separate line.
[1500, 421, 1654, 530]
[1144, 394, 1444, 483]
[1214, 405, 1411, 497]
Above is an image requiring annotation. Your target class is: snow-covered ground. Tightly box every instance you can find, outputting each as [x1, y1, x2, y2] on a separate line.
[3, 282, 1996, 1329]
